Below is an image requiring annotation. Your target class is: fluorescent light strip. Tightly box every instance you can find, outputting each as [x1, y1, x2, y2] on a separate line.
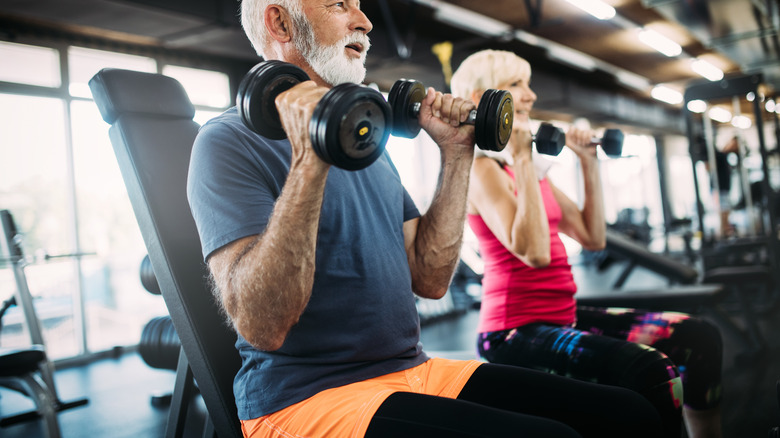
[731, 115, 752, 129]
[687, 99, 707, 113]
[615, 71, 650, 91]
[638, 28, 682, 57]
[691, 58, 724, 81]
[547, 45, 598, 71]
[565, 0, 616, 20]
[651, 85, 682, 105]
[432, 2, 511, 37]
[708, 107, 732, 123]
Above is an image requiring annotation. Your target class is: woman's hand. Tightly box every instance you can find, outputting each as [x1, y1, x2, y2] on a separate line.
[565, 127, 598, 161]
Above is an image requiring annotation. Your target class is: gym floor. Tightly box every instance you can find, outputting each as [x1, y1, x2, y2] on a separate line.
[1, 261, 779, 438]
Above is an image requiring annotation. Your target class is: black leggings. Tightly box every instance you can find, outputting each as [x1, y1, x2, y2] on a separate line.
[365, 363, 663, 438]
[477, 307, 723, 438]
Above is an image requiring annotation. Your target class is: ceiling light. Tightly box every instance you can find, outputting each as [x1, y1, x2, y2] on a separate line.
[638, 28, 682, 57]
[687, 99, 707, 113]
[731, 115, 752, 129]
[708, 107, 732, 123]
[547, 45, 598, 71]
[432, 2, 511, 37]
[565, 0, 616, 20]
[766, 100, 776, 113]
[747, 92, 756, 102]
[691, 58, 724, 81]
[651, 85, 682, 104]
[615, 71, 650, 91]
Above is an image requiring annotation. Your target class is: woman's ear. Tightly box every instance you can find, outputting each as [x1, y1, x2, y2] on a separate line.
[264, 4, 293, 43]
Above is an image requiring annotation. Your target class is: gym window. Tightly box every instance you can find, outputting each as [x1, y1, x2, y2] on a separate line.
[0, 38, 232, 362]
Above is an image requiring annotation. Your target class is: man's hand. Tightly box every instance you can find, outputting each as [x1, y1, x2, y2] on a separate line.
[417, 87, 477, 154]
[275, 81, 331, 170]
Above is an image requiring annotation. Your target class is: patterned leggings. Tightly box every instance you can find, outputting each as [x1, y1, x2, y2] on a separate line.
[477, 307, 723, 438]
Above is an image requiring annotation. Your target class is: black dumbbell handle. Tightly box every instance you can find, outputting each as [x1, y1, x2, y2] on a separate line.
[410, 102, 478, 125]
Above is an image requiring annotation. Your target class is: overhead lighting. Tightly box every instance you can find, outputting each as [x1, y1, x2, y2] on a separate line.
[638, 28, 682, 57]
[687, 99, 707, 113]
[766, 100, 776, 113]
[651, 84, 682, 104]
[731, 115, 752, 129]
[708, 107, 732, 123]
[615, 71, 650, 91]
[691, 58, 724, 81]
[747, 92, 756, 102]
[565, 0, 616, 20]
[547, 45, 598, 71]
[513, 29, 540, 46]
[432, 2, 511, 37]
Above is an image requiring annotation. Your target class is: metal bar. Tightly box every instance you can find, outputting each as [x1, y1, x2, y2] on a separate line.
[377, 0, 410, 59]
[684, 108, 708, 242]
[703, 108, 721, 236]
[732, 96, 758, 235]
[165, 348, 196, 438]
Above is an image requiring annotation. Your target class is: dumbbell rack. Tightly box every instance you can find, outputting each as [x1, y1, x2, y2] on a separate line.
[0, 209, 89, 427]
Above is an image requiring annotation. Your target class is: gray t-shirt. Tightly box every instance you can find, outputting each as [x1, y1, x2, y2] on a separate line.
[187, 107, 429, 420]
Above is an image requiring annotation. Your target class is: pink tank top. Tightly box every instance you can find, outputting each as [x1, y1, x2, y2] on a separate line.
[468, 165, 577, 332]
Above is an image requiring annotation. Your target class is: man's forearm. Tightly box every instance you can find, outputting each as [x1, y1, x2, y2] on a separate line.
[219, 165, 329, 350]
[409, 148, 473, 298]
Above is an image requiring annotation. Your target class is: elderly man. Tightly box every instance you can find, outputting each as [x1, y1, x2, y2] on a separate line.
[186, 1, 663, 437]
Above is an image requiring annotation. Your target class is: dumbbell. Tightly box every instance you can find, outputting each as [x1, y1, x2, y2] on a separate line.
[387, 79, 514, 152]
[535, 123, 624, 158]
[236, 60, 392, 171]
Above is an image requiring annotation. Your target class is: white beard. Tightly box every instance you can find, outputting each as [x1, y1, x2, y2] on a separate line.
[293, 18, 370, 86]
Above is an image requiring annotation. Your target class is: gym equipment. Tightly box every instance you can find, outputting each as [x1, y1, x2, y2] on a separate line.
[0, 209, 89, 437]
[683, 75, 779, 358]
[237, 60, 391, 171]
[90, 68, 241, 437]
[387, 79, 513, 152]
[535, 122, 624, 157]
[138, 255, 180, 407]
[139, 315, 181, 371]
[140, 254, 161, 295]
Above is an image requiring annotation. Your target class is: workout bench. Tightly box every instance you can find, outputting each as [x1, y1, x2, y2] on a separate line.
[584, 229, 767, 360]
[89, 68, 241, 438]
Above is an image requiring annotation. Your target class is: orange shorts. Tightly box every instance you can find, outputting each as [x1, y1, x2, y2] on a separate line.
[240, 358, 482, 438]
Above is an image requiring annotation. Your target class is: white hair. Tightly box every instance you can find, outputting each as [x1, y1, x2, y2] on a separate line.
[241, 0, 304, 57]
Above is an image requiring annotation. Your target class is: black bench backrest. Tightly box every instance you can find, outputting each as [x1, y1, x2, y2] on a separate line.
[89, 68, 241, 437]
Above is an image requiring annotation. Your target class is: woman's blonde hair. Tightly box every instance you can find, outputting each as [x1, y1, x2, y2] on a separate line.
[450, 49, 531, 100]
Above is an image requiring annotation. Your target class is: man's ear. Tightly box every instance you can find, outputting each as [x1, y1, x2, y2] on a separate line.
[264, 4, 293, 43]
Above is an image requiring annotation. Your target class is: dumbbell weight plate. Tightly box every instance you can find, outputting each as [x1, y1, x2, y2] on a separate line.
[388, 79, 425, 138]
[601, 129, 624, 158]
[237, 60, 309, 140]
[310, 84, 391, 171]
[535, 123, 566, 156]
[475, 89, 513, 152]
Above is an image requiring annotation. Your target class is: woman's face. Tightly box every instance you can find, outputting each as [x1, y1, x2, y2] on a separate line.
[497, 75, 537, 125]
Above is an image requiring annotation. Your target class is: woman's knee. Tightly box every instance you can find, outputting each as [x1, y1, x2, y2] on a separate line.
[607, 343, 683, 408]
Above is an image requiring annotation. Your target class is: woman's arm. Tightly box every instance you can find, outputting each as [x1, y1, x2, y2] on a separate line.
[553, 127, 606, 251]
[468, 128, 551, 267]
